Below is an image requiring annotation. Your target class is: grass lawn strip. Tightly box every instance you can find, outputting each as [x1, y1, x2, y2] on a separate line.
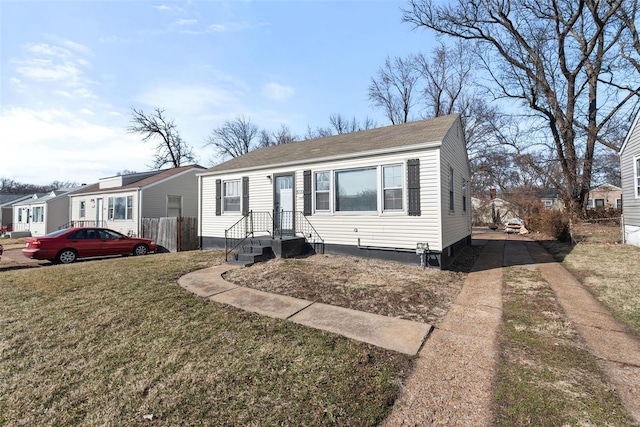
[494, 266, 632, 426]
[0, 251, 411, 426]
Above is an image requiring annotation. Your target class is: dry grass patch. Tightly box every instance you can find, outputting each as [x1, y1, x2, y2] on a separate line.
[0, 237, 26, 250]
[0, 250, 411, 426]
[541, 223, 640, 337]
[224, 246, 481, 325]
[495, 267, 632, 426]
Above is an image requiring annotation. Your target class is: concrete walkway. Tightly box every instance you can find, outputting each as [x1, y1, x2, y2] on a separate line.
[177, 264, 433, 356]
[178, 237, 640, 424]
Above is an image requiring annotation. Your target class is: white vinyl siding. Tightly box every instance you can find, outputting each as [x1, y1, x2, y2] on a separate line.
[200, 148, 444, 250]
[439, 118, 472, 249]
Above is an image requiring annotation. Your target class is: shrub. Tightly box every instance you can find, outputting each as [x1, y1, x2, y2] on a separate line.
[525, 209, 572, 242]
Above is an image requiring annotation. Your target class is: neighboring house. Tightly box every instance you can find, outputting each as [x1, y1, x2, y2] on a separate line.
[620, 110, 640, 246]
[198, 114, 472, 268]
[540, 188, 564, 210]
[471, 187, 516, 226]
[12, 187, 87, 236]
[0, 194, 31, 232]
[586, 183, 622, 209]
[68, 165, 205, 237]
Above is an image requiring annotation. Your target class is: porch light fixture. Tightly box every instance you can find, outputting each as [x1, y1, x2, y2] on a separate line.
[266, 175, 272, 181]
[90, 199, 95, 208]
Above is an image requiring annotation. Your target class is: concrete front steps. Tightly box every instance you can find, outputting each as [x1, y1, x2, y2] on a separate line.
[229, 236, 309, 266]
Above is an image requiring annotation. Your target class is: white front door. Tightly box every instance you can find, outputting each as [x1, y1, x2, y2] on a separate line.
[274, 175, 294, 233]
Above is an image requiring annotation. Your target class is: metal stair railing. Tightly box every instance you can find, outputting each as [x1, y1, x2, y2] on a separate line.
[224, 211, 273, 261]
[224, 210, 325, 261]
[58, 220, 106, 230]
[294, 212, 325, 254]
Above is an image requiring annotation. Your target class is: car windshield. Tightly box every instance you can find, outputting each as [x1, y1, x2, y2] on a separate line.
[45, 229, 71, 237]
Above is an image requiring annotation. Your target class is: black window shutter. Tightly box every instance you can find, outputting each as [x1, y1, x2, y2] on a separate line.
[407, 159, 421, 216]
[215, 179, 221, 216]
[303, 170, 312, 216]
[242, 176, 249, 216]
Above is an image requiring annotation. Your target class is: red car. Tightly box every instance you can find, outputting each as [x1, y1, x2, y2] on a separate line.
[22, 227, 157, 264]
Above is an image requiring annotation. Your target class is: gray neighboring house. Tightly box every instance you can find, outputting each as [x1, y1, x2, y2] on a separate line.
[1, 194, 31, 232]
[620, 110, 640, 246]
[68, 165, 205, 237]
[198, 114, 472, 268]
[12, 187, 88, 237]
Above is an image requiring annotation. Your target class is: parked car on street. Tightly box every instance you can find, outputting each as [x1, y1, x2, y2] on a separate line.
[22, 227, 156, 264]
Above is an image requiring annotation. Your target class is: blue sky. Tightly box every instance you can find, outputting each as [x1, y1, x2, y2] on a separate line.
[0, 0, 438, 185]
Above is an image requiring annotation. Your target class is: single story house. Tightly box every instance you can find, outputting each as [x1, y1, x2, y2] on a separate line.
[11, 187, 87, 236]
[587, 183, 622, 209]
[471, 187, 517, 226]
[68, 165, 205, 237]
[620, 111, 640, 246]
[1, 193, 31, 232]
[540, 188, 564, 210]
[198, 114, 472, 268]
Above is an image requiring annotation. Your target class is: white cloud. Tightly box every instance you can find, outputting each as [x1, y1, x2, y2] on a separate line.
[0, 107, 155, 185]
[14, 58, 82, 82]
[137, 83, 243, 116]
[80, 108, 94, 115]
[176, 19, 197, 26]
[153, 4, 171, 11]
[207, 22, 249, 33]
[262, 83, 295, 102]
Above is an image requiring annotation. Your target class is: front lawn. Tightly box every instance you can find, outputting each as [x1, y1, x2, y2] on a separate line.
[0, 251, 411, 426]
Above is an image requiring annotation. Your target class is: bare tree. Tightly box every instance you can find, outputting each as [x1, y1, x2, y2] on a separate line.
[403, 0, 640, 213]
[205, 116, 260, 160]
[329, 113, 378, 134]
[368, 56, 421, 124]
[259, 124, 298, 147]
[303, 125, 334, 140]
[127, 107, 197, 169]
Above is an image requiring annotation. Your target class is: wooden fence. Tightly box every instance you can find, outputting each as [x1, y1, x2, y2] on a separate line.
[141, 217, 198, 252]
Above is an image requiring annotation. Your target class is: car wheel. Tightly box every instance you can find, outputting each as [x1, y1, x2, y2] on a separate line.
[56, 249, 77, 264]
[133, 244, 148, 256]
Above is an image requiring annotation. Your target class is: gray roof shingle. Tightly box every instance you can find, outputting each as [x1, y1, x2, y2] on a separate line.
[203, 114, 459, 174]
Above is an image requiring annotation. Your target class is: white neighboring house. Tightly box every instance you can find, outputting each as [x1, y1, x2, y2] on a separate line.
[198, 114, 472, 268]
[11, 187, 87, 236]
[621, 111, 640, 246]
[68, 165, 205, 237]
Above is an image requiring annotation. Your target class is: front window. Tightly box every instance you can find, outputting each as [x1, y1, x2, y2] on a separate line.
[224, 180, 241, 212]
[167, 195, 182, 217]
[315, 171, 330, 211]
[33, 206, 44, 223]
[108, 196, 133, 220]
[595, 198, 605, 208]
[335, 168, 377, 212]
[383, 165, 403, 211]
[617, 198, 622, 209]
[79, 200, 85, 219]
[18, 209, 22, 222]
[545, 200, 553, 209]
[587, 198, 594, 208]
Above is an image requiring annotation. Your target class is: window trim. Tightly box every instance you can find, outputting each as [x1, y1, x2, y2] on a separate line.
[595, 198, 605, 208]
[314, 171, 331, 213]
[449, 167, 455, 213]
[461, 178, 468, 214]
[167, 195, 183, 217]
[32, 206, 44, 223]
[334, 167, 379, 213]
[107, 195, 134, 221]
[223, 179, 241, 213]
[635, 156, 640, 198]
[382, 164, 404, 212]
[616, 198, 622, 209]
